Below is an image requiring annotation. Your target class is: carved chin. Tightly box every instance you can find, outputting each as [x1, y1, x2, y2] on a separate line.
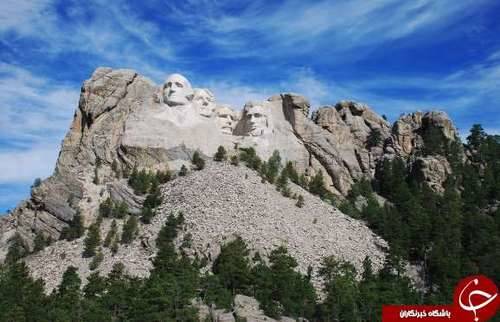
[199, 108, 213, 117]
[166, 98, 189, 106]
[249, 129, 264, 136]
[220, 127, 233, 134]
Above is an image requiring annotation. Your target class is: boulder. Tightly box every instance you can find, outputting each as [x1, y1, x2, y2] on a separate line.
[234, 294, 275, 322]
[412, 156, 451, 194]
[106, 180, 145, 214]
[389, 111, 458, 157]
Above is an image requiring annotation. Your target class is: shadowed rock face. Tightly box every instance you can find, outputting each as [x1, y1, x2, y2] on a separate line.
[389, 111, 458, 157]
[0, 67, 460, 263]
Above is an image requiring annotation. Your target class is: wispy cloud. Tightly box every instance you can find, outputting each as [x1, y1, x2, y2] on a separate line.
[278, 58, 500, 135]
[0, 63, 79, 208]
[0, 0, 176, 77]
[0, 0, 52, 34]
[205, 80, 272, 109]
[0, 143, 59, 183]
[159, 0, 490, 59]
[0, 63, 79, 144]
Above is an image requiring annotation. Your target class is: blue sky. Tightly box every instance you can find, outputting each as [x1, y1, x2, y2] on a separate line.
[1, 0, 500, 213]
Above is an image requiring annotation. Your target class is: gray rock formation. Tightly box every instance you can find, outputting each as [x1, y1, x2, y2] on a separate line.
[388, 111, 458, 157]
[0, 67, 460, 270]
[412, 156, 452, 194]
[106, 180, 145, 214]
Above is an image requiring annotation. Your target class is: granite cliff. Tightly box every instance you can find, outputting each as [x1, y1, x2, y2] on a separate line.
[0, 67, 460, 283]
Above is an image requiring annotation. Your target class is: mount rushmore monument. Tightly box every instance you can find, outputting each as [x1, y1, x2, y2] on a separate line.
[0, 67, 459, 271]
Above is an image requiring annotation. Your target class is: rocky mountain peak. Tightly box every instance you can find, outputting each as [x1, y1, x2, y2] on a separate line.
[390, 110, 458, 156]
[0, 68, 462, 269]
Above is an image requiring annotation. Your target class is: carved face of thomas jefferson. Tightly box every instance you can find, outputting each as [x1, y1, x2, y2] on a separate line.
[193, 89, 216, 117]
[162, 73, 194, 107]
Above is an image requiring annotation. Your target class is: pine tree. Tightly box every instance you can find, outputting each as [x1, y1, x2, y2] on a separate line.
[0, 262, 48, 321]
[179, 164, 188, 176]
[298, 173, 308, 189]
[60, 211, 85, 241]
[265, 150, 282, 183]
[83, 272, 106, 299]
[319, 256, 360, 322]
[239, 147, 261, 170]
[253, 246, 316, 319]
[214, 145, 228, 161]
[359, 257, 377, 321]
[89, 249, 104, 270]
[295, 195, 305, 208]
[276, 169, 288, 191]
[367, 129, 382, 148]
[283, 161, 299, 184]
[5, 233, 28, 264]
[309, 170, 327, 198]
[192, 151, 205, 170]
[200, 274, 233, 309]
[114, 201, 128, 219]
[111, 238, 119, 254]
[213, 236, 252, 295]
[143, 179, 162, 209]
[140, 206, 155, 224]
[33, 233, 51, 252]
[156, 168, 172, 184]
[104, 220, 117, 248]
[83, 222, 101, 258]
[121, 216, 138, 244]
[139, 212, 200, 321]
[50, 266, 82, 321]
[467, 124, 487, 150]
[99, 197, 114, 218]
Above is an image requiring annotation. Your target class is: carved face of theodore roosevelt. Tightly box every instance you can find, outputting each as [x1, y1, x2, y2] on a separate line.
[215, 105, 237, 134]
[162, 73, 194, 107]
[242, 102, 269, 136]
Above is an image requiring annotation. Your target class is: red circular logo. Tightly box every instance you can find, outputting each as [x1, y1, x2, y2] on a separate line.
[453, 275, 499, 322]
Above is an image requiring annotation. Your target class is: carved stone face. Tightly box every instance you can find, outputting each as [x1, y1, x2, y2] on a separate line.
[162, 73, 194, 107]
[243, 102, 268, 136]
[193, 89, 216, 117]
[215, 106, 237, 135]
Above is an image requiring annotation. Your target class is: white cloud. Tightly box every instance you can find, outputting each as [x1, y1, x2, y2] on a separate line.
[0, 0, 175, 75]
[160, 0, 490, 58]
[280, 68, 331, 108]
[0, 63, 79, 186]
[0, 0, 53, 34]
[0, 144, 58, 183]
[0, 63, 80, 143]
[206, 80, 271, 109]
